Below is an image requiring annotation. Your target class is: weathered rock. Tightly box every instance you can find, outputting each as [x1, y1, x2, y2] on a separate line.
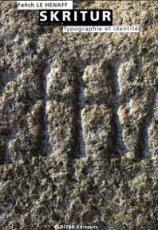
[0, 1, 157, 229]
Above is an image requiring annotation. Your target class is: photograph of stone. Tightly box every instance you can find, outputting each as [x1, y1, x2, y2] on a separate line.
[0, 1, 157, 229]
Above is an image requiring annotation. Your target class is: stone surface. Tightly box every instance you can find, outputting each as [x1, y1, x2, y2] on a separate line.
[0, 1, 158, 229]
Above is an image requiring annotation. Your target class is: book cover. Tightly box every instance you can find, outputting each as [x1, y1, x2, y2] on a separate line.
[0, 1, 157, 229]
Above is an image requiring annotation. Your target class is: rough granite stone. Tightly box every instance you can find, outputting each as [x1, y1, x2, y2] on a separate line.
[0, 1, 158, 229]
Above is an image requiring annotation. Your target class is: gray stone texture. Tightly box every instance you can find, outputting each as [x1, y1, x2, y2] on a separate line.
[0, 1, 158, 229]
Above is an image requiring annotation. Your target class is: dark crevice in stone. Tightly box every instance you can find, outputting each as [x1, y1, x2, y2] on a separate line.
[66, 64, 86, 181]
[34, 51, 51, 157]
[135, 90, 158, 158]
[0, 140, 6, 164]
[101, 60, 125, 156]
[70, 65, 86, 158]
[114, 61, 126, 155]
